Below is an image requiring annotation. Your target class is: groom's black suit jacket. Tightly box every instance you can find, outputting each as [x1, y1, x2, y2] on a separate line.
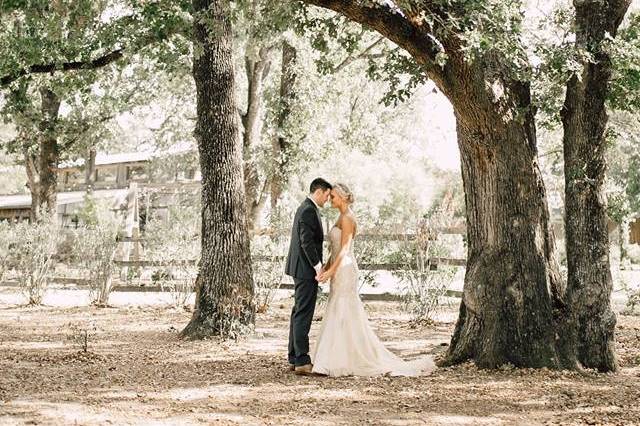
[285, 198, 323, 280]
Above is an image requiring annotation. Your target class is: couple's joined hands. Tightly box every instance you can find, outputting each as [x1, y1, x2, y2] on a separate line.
[316, 264, 334, 283]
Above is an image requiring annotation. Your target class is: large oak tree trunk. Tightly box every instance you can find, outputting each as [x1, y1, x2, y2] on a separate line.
[181, 0, 255, 339]
[443, 82, 564, 368]
[560, 0, 631, 372]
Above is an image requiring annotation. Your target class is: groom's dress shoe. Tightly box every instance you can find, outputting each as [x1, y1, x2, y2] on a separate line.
[294, 364, 314, 376]
[288, 364, 295, 372]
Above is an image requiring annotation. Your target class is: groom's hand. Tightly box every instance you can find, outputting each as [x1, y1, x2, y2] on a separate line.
[314, 263, 323, 282]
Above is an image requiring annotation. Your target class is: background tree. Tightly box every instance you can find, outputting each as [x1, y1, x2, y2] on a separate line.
[0, 0, 190, 220]
[560, 0, 632, 372]
[270, 40, 299, 209]
[233, 2, 308, 229]
[531, 2, 639, 371]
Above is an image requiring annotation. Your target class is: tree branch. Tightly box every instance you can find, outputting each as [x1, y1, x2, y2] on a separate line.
[1, 10, 191, 88]
[1, 50, 124, 87]
[301, 0, 444, 79]
[333, 36, 386, 73]
[62, 113, 115, 150]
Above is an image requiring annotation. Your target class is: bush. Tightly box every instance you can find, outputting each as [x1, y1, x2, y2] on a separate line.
[626, 289, 640, 314]
[145, 203, 200, 308]
[252, 240, 286, 314]
[74, 221, 120, 306]
[397, 215, 461, 324]
[618, 271, 640, 315]
[11, 214, 60, 305]
[251, 208, 289, 313]
[351, 210, 417, 293]
[626, 244, 640, 265]
[0, 221, 15, 282]
[399, 266, 457, 324]
[66, 321, 98, 353]
[73, 194, 121, 306]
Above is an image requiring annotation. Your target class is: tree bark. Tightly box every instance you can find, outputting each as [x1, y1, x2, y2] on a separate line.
[442, 73, 564, 368]
[84, 147, 97, 188]
[22, 142, 40, 223]
[181, 0, 255, 339]
[29, 87, 61, 222]
[560, 0, 631, 372]
[303, 0, 566, 368]
[270, 40, 298, 209]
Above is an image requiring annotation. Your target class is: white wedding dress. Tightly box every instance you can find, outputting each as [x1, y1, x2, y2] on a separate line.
[311, 226, 435, 377]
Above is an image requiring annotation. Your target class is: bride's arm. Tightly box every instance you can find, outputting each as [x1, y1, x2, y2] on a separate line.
[319, 217, 355, 280]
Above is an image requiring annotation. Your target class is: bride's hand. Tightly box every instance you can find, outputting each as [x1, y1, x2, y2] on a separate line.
[318, 269, 334, 282]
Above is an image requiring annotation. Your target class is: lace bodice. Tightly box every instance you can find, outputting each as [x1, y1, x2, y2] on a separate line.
[327, 226, 358, 296]
[328, 226, 355, 262]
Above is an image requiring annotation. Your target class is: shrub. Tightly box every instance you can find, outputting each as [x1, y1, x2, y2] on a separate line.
[251, 208, 289, 313]
[73, 194, 121, 306]
[74, 221, 120, 306]
[397, 215, 461, 324]
[626, 289, 640, 314]
[619, 272, 640, 315]
[11, 213, 60, 305]
[66, 322, 98, 353]
[0, 221, 15, 282]
[399, 266, 457, 324]
[252, 239, 286, 314]
[145, 203, 200, 308]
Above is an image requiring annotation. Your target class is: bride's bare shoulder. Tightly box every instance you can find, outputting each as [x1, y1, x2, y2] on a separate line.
[336, 213, 357, 233]
[343, 212, 357, 232]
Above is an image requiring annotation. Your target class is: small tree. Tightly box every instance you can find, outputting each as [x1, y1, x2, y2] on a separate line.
[145, 202, 201, 308]
[66, 321, 98, 353]
[11, 212, 59, 305]
[0, 221, 16, 282]
[398, 210, 461, 324]
[73, 194, 121, 306]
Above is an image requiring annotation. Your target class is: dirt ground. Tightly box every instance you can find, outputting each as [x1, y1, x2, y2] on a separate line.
[0, 291, 639, 426]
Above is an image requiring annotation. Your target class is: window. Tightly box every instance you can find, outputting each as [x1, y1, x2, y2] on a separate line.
[127, 165, 148, 182]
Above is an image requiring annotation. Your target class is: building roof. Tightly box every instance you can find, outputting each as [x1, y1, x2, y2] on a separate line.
[60, 151, 153, 169]
[59, 145, 195, 170]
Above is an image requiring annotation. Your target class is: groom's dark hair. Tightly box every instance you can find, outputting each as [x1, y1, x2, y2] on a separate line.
[310, 178, 332, 193]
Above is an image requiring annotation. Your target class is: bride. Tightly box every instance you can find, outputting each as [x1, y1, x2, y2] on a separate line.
[312, 183, 435, 377]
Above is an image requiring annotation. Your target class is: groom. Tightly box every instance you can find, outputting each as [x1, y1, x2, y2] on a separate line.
[286, 177, 332, 375]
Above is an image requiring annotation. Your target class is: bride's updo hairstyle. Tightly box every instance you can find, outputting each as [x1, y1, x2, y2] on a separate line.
[334, 183, 355, 204]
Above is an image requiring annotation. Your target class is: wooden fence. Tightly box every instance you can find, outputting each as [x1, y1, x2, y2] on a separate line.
[113, 226, 467, 272]
[105, 226, 468, 299]
[1, 222, 468, 300]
